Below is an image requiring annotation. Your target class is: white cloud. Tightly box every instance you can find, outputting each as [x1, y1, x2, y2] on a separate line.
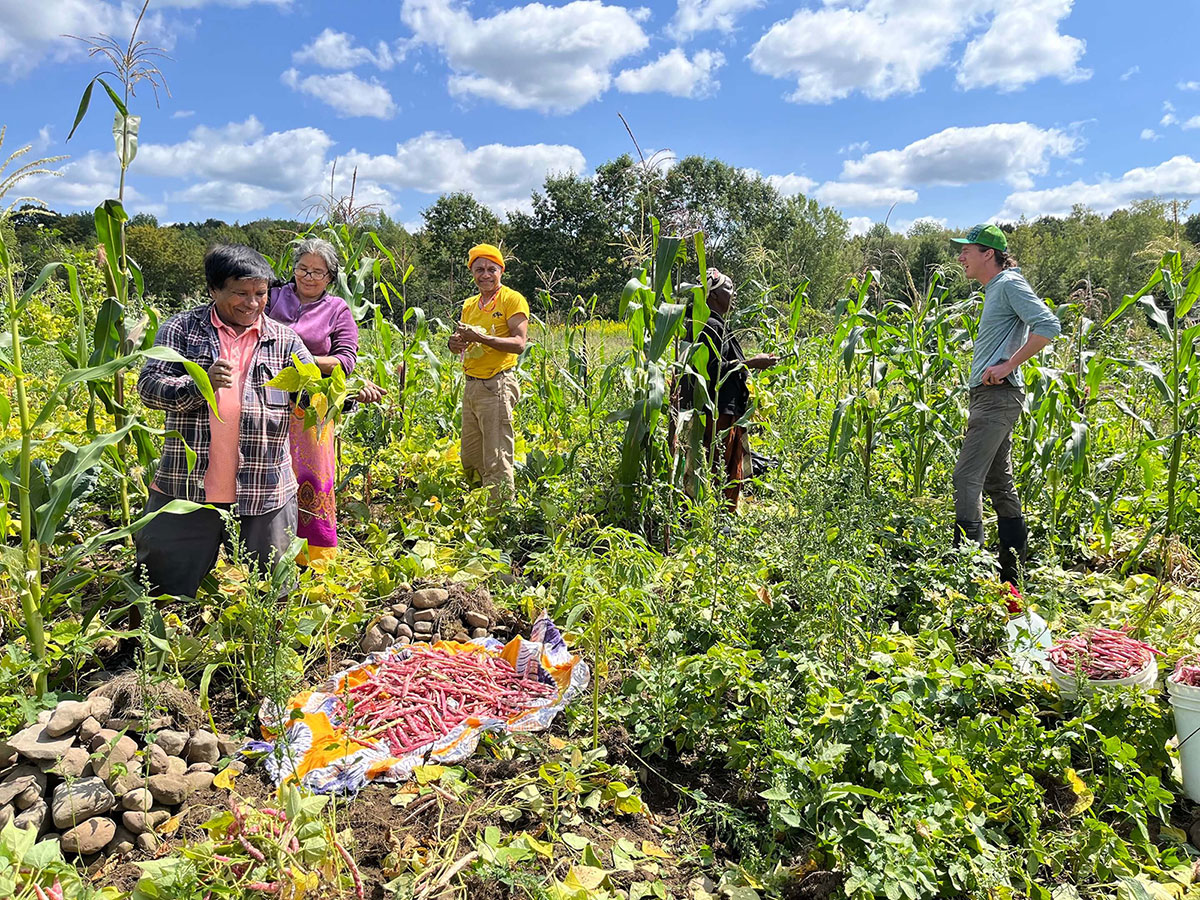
[813, 182, 918, 208]
[957, 0, 1088, 91]
[1184, 116, 1200, 131]
[998, 155, 1200, 219]
[615, 49, 724, 98]
[1162, 101, 1178, 127]
[1121, 66, 1139, 81]
[172, 110, 196, 119]
[19, 151, 165, 217]
[281, 69, 397, 119]
[669, 0, 763, 39]
[340, 132, 586, 211]
[31, 117, 585, 218]
[840, 122, 1081, 190]
[0, 1, 166, 78]
[0, 0, 291, 77]
[764, 173, 817, 197]
[1141, 128, 1161, 141]
[1179, 81, 1200, 91]
[292, 28, 396, 70]
[748, 0, 1088, 104]
[840, 141, 870, 156]
[136, 117, 334, 211]
[846, 216, 874, 237]
[400, 0, 648, 113]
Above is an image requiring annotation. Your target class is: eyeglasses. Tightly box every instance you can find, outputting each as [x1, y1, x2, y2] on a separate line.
[296, 266, 329, 280]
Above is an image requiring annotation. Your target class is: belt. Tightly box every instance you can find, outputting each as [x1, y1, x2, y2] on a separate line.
[466, 369, 512, 381]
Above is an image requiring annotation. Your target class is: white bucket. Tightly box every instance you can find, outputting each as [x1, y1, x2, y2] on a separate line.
[1167, 676, 1200, 802]
[1047, 655, 1157, 698]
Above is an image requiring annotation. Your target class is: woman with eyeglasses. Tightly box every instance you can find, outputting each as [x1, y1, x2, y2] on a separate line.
[266, 237, 384, 563]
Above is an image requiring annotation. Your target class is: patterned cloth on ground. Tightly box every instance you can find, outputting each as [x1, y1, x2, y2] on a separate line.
[246, 613, 588, 794]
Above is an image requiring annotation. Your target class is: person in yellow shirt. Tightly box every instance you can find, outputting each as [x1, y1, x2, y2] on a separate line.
[447, 244, 529, 500]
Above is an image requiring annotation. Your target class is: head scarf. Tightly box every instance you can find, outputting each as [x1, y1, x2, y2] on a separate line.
[706, 267, 733, 295]
[467, 244, 505, 270]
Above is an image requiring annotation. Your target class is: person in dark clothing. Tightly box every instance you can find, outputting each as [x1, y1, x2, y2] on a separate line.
[677, 268, 777, 510]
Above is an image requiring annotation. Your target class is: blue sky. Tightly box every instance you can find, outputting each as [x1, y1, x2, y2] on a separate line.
[2, 0, 1199, 235]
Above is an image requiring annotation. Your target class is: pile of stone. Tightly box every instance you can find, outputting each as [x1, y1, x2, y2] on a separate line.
[358, 583, 512, 656]
[0, 693, 238, 858]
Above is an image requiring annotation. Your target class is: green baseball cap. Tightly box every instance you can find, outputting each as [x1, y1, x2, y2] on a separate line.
[951, 223, 1007, 252]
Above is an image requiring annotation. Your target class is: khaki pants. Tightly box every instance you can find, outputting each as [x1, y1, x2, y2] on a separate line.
[461, 369, 519, 497]
[953, 383, 1024, 521]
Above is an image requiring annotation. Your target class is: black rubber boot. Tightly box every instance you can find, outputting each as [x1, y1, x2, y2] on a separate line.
[954, 519, 984, 548]
[997, 515, 1028, 585]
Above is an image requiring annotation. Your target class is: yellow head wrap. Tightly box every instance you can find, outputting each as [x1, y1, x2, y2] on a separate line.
[467, 244, 505, 270]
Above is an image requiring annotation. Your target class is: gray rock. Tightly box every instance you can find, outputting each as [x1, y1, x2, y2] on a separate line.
[92, 742, 134, 782]
[379, 615, 400, 634]
[411, 588, 449, 609]
[395, 623, 413, 639]
[147, 774, 191, 806]
[185, 731, 219, 766]
[165, 756, 187, 777]
[463, 611, 490, 630]
[413, 608, 437, 623]
[52, 777, 116, 829]
[122, 807, 170, 835]
[185, 771, 215, 793]
[147, 743, 170, 775]
[46, 700, 93, 737]
[360, 625, 388, 653]
[77, 717, 102, 746]
[136, 831, 159, 852]
[415, 634, 431, 642]
[14, 798, 49, 834]
[87, 728, 118, 753]
[0, 766, 46, 806]
[88, 695, 114, 726]
[48, 747, 92, 780]
[121, 788, 153, 812]
[14, 782, 42, 810]
[106, 769, 145, 797]
[61, 816, 116, 855]
[36, 709, 53, 725]
[216, 735, 241, 757]
[471, 627, 489, 639]
[390, 603, 409, 617]
[396, 636, 412, 646]
[4, 723, 76, 763]
[108, 715, 171, 733]
[0, 804, 12, 827]
[186, 762, 214, 774]
[154, 730, 188, 757]
[413, 621, 434, 635]
[0, 744, 15, 769]
[107, 823, 136, 855]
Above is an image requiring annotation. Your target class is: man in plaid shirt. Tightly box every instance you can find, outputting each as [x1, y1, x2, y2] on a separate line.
[135, 244, 314, 597]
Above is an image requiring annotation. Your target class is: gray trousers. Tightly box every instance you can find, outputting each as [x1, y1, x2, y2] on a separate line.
[134, 490, 298, 598]
[953, 383, 1024, 521]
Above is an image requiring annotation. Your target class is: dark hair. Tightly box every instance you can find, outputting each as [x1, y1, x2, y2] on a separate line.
[204, 244, 273, 290]
[991, 247, 1019, 269]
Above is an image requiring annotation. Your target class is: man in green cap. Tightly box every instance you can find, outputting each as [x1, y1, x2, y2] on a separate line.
[950, 223, 1061, 585]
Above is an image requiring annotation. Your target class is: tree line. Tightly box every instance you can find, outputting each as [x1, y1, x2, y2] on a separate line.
[8, 152, 1200, 324]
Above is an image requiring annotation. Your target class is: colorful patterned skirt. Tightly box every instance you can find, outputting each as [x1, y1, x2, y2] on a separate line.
[290, 405, 338, 564]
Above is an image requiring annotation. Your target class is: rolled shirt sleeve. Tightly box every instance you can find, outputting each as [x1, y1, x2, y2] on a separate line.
[138, 317, 209, 412]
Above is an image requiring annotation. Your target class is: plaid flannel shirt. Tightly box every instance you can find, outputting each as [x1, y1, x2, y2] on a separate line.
[138, 303, 313, 516]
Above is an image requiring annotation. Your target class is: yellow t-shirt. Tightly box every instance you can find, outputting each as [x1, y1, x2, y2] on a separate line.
[460, 285, 530, 379]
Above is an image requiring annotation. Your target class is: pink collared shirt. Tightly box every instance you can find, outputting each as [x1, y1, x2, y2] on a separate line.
[203, 308, 262, 503]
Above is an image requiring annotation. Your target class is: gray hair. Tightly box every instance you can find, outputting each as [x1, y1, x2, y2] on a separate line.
[292, 237, 339, 282]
